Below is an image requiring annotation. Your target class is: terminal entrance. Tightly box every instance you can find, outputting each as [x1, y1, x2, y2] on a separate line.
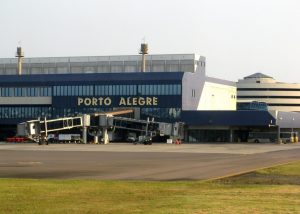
[187, 130, 230, 142]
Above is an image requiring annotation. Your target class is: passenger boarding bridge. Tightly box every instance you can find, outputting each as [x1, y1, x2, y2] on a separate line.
[17, 109, 184, 145]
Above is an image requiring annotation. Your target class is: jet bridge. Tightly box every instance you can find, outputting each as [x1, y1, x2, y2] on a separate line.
[17, 109, 184, 145]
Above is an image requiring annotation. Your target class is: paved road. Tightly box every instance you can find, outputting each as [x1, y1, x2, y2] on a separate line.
[0, 143, 300, 180]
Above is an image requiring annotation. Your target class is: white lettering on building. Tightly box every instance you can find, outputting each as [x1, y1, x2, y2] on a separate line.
[77, 97, 158, 106]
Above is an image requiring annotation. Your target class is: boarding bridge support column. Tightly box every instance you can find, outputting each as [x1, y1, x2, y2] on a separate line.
[103, 128, 109, 144]
[83, 127, 87, 144]
[94, 136, 99, 144]
[82, 114, 90, 144]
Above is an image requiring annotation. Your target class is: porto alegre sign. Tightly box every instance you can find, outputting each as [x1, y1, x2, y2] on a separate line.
[77, 96, 158, 107]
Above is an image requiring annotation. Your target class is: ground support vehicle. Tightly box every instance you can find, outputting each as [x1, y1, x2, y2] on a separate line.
[133, 135, 152, 145]
[48, 134, 82, 144]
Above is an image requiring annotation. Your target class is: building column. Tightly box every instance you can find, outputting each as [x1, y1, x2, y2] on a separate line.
[94, 136, 99, 144]
[103, 128, 109, 144]
[83, 126, 87, 144]
[230, 128, 233, 143]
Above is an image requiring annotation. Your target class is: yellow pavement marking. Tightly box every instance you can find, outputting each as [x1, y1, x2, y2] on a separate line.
[207, 160, 300, 181]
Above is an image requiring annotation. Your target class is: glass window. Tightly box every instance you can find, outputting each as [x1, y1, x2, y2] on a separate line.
[169, 84, 173, 95]
[173, 85, 177, 95]
[130, 85, 133, 95]
[153, 85, 156, 95]
[178, 85, 182, 95]
[59, 86, 64, 96]
[9, 88, 13, 96]
[108, 85, 112, 96]
[54, 86, 57, 96]
[78, 85, 82, 96]
[122, 85, 126, 95]
[103, 85, 106, 95]
[58, 86, 62, 96]
[115, 85, 119, 95]
[36, 88, 40, 97]
[17, 88, 22, 96]
[156, 85, 160, 95]
[164, 85, 168, 95]
[85, 85, 89, 96]
[29, 88, 34, 96]
[120, 85, 125, 95]
[138, 85, 142, 95]
[127, 85, 130, 95]
[95, 86, 98, 95]
[133, 85, 137, 95]
[90, 85, 94, 95]
[48, 87, 52, 96]
[66, 86, 71, 96]
[99, 86, 103, 95]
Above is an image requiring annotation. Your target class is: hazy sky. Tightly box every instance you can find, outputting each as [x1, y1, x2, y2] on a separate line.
[0, 0, 299, 82]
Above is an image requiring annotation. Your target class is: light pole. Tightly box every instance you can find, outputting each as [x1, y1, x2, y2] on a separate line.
[277, 117, 282, 144]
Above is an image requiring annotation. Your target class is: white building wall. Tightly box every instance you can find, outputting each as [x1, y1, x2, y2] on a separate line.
[197, 82, 236, 110]
[182, 56, 236, 111]
[182, 57, 206, 110]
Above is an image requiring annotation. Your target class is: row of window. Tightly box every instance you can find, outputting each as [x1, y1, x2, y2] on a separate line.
[0, 87, 52, 97]
[54, 84, 181, 96]
[54, 85, 94, 96]
[0, 84, 182, 97]
[0, 106, 181, 120]
[138, 85, 181, 96]
[141, 108, 181, 120]
[237, 102, 268, 111]
[0, 60, 197, 74]
[0, 106, 52, 119]
[0, 107, 116, 119]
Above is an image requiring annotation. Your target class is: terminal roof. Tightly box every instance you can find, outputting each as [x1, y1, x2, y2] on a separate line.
[244, 73, 273, 79]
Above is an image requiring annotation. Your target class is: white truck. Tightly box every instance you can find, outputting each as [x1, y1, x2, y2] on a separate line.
[48, 134, 82, 144]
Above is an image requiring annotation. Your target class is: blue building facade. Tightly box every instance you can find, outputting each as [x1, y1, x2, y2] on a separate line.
[0, 72, 183, 125]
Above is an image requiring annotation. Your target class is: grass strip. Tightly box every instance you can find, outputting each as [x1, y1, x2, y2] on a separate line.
[0, 161, 300, 214]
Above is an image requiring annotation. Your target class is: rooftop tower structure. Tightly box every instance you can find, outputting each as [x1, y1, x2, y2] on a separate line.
[15, 46, 24, 75]
[139, 43, 148, 72]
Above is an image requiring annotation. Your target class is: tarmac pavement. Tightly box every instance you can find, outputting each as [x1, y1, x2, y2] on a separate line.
[0, 143, 300, 180]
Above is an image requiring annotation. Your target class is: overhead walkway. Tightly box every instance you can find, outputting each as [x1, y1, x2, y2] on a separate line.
[17, 109, 183, 145]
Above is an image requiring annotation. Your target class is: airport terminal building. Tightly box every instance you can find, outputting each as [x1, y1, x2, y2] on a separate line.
[237, 73, 300, 112]
[1, 54, 300, 142]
